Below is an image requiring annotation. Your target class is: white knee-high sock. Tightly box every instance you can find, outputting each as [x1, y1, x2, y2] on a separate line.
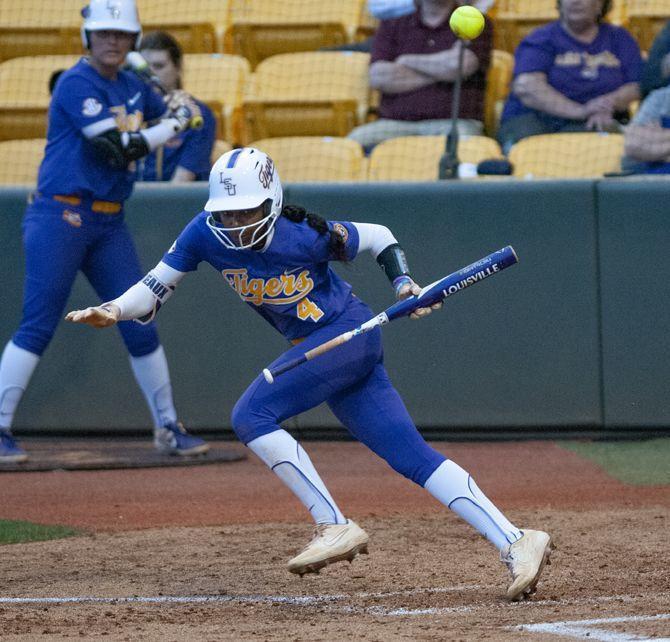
[129, 345, 177, 428]
[0, 341, 40, 430]
[424, 460, 522, 551]
[248, 429, 347, 525]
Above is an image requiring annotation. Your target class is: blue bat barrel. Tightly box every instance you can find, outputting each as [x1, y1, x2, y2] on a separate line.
[384, 246, 518, 321]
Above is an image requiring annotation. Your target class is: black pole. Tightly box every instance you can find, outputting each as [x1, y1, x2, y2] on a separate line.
[439, 39, 467, 180]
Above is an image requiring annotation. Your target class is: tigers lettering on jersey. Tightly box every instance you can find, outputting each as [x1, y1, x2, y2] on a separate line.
[222, 268, 314, 306]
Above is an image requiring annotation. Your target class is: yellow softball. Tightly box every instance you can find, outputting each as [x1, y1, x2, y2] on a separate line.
[449, 5, 485, 41]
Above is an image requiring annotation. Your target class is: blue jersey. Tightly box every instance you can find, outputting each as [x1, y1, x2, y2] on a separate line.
[138, 98, 215, 181]
[37, 58, 166, 203]
[162, 213, 360, 340]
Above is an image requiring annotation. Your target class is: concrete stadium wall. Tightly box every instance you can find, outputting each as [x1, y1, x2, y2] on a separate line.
[0, 180, 666, 433]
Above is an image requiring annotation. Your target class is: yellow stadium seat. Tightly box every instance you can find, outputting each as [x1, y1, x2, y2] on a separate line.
[181, 53, 250, 144]
[355, 3, 379, 42]
[139, 0, 231, 53]
[494, 1, 558, 53]
[242, 52, 371, 142]
[0, 55, 79, 141]
[0, 138, 45, 185]
[484, 50, 514, 137]
[367, 135, 503, 181]
[626, 0, 670, 51]
[250, 137, 366, 182]
[211, 139, 233, 165]
[0, 1, 83, 61]
[508, 132, 624, 178]
[227, 0, 364, 68]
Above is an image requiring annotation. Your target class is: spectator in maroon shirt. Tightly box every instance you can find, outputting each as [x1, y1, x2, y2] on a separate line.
[348, 0, 492, 152]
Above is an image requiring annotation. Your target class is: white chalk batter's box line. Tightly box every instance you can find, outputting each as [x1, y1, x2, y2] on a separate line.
[1, 589, 669, 621]
[514, 613, 670, 642]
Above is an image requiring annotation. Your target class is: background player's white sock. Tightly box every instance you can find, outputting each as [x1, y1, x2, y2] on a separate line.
[424, 460, 522, 551]
[0, 341, 40, 430]
[129, 345, 177, 428]
[248, 429, 347, 525]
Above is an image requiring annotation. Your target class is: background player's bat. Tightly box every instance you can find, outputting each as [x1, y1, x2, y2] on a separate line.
[263, 245, 518, 384]
[125, 52, 204, 129]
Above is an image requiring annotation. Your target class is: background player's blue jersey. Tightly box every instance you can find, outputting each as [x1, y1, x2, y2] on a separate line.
[137, 98, 215, 182]
[162, 213, 360, 340]
[37, 58, 166, 203]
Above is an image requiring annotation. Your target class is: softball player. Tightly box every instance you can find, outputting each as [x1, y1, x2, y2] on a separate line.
[66, 147, 552, 601]
[0, 0, 208, 462]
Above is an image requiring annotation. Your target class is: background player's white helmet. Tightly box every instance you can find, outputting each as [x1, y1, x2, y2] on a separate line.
[205, 148, 283, 250]
[81, 0, 142, 49]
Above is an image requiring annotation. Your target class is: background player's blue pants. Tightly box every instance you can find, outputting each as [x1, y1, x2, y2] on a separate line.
[232, 297, 446, 486]
[12, 197, 159, 357]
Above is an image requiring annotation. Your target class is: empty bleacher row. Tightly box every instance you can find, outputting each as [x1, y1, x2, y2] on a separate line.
[0, 132, 625, 184]
[1, 1, 669, 61]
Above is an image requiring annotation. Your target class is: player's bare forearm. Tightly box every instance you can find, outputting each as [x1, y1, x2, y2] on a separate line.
[65, 303, 120, 328]
[369, 61, 435, 94]
[624, 124, 670, 161]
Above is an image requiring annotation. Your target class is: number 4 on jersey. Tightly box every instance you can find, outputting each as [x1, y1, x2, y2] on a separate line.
[297, 297, 324, 321]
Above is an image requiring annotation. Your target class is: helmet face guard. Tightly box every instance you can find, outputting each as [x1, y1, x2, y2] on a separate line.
[81, 0, 142, 50]
[207, 200, 277, 250]
[205, 148, 283, 251]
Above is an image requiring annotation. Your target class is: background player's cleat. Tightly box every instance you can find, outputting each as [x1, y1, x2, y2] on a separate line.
[154, 421, 209, 456]
[501, 529, 552, 601]
[0, 430, 29, 463]
[288, 519, 369, 576]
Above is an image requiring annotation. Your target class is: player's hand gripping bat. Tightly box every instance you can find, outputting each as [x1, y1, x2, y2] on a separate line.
[262, 246, 518, 384]
[125, 51, 204, 130]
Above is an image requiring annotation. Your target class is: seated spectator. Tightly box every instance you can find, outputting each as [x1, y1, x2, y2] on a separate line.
[622, 85, 670, 173]
[498, 0, 641, 155]
[138, 31, 216, 182]
[641, 20, 670, 99]
[348, 0, 493, 152]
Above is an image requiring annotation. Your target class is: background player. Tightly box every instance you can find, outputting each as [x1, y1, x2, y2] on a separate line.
[66, 147, 552, 601]
[136, 30, 216, 182]
[0, 0, 208, 462]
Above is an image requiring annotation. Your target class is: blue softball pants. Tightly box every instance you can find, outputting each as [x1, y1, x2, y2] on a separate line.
[12, 196, 159, 358]
[232, 297, 446, 486]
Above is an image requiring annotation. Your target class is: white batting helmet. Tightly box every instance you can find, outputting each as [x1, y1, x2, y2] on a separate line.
[81, 0, 142, 49]
[205, 148, 283, 250]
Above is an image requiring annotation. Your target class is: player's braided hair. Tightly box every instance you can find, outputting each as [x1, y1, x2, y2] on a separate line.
[281, 205, 347, 262]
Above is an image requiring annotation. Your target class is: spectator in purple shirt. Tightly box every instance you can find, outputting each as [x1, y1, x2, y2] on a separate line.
[348, 0, 493, 152]
[498, 0, 641, 154]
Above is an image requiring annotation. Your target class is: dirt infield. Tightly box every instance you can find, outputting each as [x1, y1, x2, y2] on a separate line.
[1, 440, 669, 640]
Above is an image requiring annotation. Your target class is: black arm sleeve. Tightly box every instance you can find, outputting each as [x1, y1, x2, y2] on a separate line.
[89, 129, 150, 169]
[376, 243, 411, 282]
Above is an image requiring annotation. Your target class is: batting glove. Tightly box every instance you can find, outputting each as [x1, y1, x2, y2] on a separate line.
[165, 90, 202, 132]
[394, 276, 442, 320]
[65, 303, 120, 328]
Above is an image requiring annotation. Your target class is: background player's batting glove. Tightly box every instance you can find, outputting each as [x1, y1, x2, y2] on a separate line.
[65, 303, 120, 328]
[394, 276, 443, 320]
[165, 90, 201, 132]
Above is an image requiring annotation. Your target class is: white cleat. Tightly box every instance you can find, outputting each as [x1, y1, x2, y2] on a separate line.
[288, 519, 369, 576]
[501, 529, 552, 601]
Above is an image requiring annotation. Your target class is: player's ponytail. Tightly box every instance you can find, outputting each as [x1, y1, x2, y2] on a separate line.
[281, 205, 347, 262]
